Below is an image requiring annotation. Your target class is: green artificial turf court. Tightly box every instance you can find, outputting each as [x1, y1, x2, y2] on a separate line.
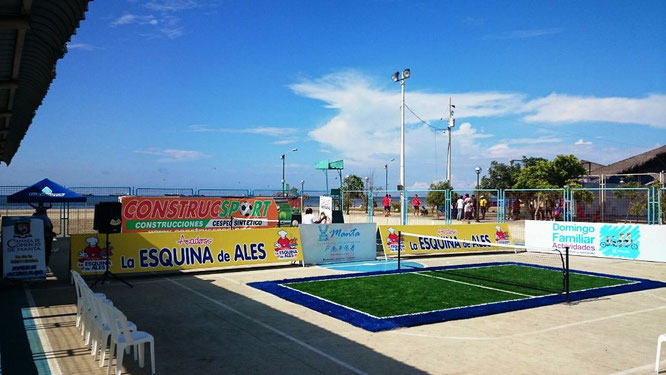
[285, 264, 633, 318]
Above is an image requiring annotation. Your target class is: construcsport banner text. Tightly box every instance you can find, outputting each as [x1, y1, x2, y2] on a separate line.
[119, 196, 284, 232]
[525, 220, 666, 262]
[379, 223, 513, 256]
[71, 227, 302, 275]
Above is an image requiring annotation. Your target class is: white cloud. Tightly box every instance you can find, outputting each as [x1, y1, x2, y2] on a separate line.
[292, 71, 518, 168]
[135, 148, 209, 163]
[408, 181, 430, 190]
[67, 43, 101, 51]
[111, 1, 203, 40]
[189, 125, 298, 137]
[111, 14, 158, 26]
[289, 70, 665, 187]
[145, 0, 199, 11]
[504, 137, 562, 145]
[272, 139, 298, 145]
[522, 93, 666, 128]
[484, 28, 564, 40]
[575, 139, 592, 145]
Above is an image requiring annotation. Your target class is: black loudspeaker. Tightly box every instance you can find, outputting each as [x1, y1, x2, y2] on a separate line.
[332, 210, 344, 224]
[94, 202, 122, 234]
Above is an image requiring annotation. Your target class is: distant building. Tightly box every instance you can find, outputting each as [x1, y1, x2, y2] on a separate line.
[581, 145, 665, 186]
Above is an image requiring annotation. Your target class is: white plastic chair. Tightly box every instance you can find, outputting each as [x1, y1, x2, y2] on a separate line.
[102, 303, 155, 375]
[90, 293, 137, 367]
[79, 282, 113, 346]
[657, 333, 666, 373]
[71, 270, 106, 330]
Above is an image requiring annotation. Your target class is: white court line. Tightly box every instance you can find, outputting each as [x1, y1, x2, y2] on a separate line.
[166, 277, 368, 375]
[280, 284, 382, 319]
[24, 286, 63, 375]
[610, 359, 666, 375]
[414, 272, 533, 297]
[644, 291, 666, 302]
[208, 274, 242, 285]
[389, 304, 666, 341]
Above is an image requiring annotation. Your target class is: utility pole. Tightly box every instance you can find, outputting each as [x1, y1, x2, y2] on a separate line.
[446, 97, 455, 183]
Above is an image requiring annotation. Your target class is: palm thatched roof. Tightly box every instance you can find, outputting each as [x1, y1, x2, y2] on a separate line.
[592, 144, 666, 175]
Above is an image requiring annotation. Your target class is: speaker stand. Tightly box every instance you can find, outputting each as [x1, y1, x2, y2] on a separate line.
[90, 233, 133, 288]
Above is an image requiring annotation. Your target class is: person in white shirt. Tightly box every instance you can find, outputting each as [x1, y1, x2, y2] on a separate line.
[456, 197, 464, 221]
[302, 207, 315, 224]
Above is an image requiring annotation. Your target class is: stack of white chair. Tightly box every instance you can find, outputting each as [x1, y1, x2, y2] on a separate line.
[71, 271, 155, 375]
[658, 333, 666, 373]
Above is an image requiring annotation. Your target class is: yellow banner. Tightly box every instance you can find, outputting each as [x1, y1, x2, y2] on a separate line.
[379, 223, 513, 256]
[71, 228, 302, 275]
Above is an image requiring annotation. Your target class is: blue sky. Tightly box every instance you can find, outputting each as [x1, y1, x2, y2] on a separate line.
[1, 0, 665, 191]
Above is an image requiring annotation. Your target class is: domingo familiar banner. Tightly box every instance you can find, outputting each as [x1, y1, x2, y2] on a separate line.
[120, 196, 284, 232]
[525, 220, 666, 262]
[379, 223, 512, 256]
[71, 227, 302, 275]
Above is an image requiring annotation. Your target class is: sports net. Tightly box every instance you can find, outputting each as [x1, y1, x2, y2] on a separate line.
[398, 232, 570, 295]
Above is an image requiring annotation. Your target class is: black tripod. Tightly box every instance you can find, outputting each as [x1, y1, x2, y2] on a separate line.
[90, 232, 133, 288]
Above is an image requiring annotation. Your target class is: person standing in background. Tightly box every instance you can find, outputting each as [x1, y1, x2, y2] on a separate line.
[412, 194, 421, 216]
[479, 195, 488, 220]
[31, 203, 55, 267]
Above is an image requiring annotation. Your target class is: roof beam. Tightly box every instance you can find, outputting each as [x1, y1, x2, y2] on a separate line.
[0, 16, 30, 30]
[0, 80, 19, 89]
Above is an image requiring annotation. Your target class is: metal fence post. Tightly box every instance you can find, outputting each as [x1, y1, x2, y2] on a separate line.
[402, 189, 408, 225]
[497, 189, 504, 223]
[368, 189, 373, 223]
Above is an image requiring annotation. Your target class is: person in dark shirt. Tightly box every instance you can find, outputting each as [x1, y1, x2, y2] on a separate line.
[31, 203, 55, 266]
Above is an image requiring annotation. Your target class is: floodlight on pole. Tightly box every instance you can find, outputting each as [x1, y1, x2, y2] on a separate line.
[281, 148, 298, 197]
[392, 68, 410, 224]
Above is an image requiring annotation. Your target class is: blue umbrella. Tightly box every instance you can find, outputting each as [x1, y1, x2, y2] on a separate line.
[7, 178, 87, 203]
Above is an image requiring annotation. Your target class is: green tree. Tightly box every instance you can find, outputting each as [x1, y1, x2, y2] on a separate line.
[342, 175, 365, 214]
[513, 155, 586, 189]
[480, 161, 521, 189]
[512, 155, 587, 220]
[426, 180, 453, 210]
[613, 181, 647, 222]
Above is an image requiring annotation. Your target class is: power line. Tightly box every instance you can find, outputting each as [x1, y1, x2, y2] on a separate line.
[404, 103, 446, 131]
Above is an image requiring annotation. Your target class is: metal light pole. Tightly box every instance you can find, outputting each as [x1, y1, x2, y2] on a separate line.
[384, 158, 395, 192]
[475, 166, 481, 222]
[281, 148, 298, 197]
[300, 179, 304, 212]
[446, 97, 455, 182]
[392, 69, 410, 224]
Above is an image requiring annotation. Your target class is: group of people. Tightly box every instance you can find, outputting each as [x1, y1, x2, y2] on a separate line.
[510, 197, 567, 221]
[455, 194, 488, 221]
[301, 207, 331, 224]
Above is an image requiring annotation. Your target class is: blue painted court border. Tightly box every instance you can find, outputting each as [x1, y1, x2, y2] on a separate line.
[248, 262, 666, 332]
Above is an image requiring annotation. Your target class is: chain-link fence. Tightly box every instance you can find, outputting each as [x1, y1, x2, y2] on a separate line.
[1, 185, 662, 237]
[196, 188, 250, 197]
[503, 189, 565, 222]
[135, 187, 194, 196]
[571, 187, 649, 224]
